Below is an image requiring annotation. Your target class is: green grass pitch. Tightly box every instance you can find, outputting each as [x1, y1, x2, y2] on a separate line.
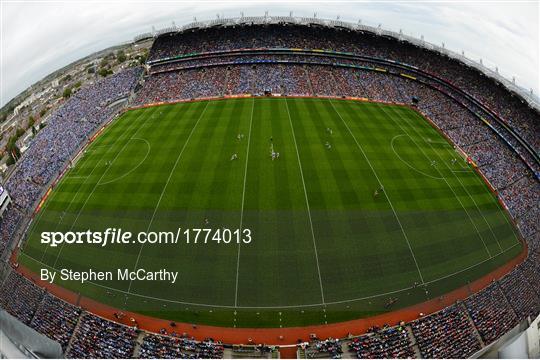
[19, 98, 522, 327]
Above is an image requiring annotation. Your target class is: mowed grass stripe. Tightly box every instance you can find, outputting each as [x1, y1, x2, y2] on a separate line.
[284, 98, 325, 304]
[24, 108, 159, 266]
[133, 99, 250, 304]
[235, 99, 255, 307]
[23, 108, 142, 252]
[237, 99, 323, 306]
[127, 101, 211, 293]
[373, 104, 494, 258]
[333, 100, 492, 282]
[329, 99, 425, 284]
[35, 104, 204, 283]
[51, 106, 167, 270]
[381, 104, 510, 256]
[288, 98, 421, 300]
[405, 107, 521, 252]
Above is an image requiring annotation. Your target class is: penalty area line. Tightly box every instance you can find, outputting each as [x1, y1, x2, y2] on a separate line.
[329, 99, 425, 285]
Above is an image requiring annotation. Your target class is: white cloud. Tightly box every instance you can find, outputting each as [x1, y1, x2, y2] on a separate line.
[1, 0, 538, 107]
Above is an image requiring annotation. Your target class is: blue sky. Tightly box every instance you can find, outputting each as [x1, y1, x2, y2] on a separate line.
[1, 0, 538, 107]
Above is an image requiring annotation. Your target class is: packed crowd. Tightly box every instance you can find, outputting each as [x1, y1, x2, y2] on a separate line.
[0, 271, 45, 325]
[0, 204, 21, 256]
[521, 253, 540, 294]
[7, 67, 142, 209]
[306, 337, 343, 359]
[498, 268, 540, 320]
[30, 294, 82, 350]
[0, 67, 142, 258]
[518, 206, 539, 243]
[348, 324, 415, 358]
[146, 25, 539, 150]
[0, 256, 538, 357]
[410, 305, 481, 358]
[66, 313, 138, 359]
[464, 282, 519, 344]
[139, 334, 224, 359]
[499, 176, 539, 218]
[480, 152, 529, 191]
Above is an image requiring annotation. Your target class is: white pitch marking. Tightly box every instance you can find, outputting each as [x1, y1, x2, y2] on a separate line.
[127, 102, 210, 293]
[234, 98, 255, 307]
[48, 110, 153, 267]
[21, 242, 518, 309]
[381, 104, 496, 257]
[329, 100, 425, 284]
[284, 98, 326, 304]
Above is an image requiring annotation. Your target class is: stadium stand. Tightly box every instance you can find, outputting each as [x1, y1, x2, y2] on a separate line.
[30, 294, 82, 350]
[0, 271, 45, 325]
[66, 313, 138, 359]
[0, 204, 21, 256]
[138, 333, 224, 359]
[464, 282, 519, 345]
[0, 20, 538, 358]
[498, 269, 540, 320]
[347, 324, 415, 358]
[304, 337, 343, 359]
[410, 305, 482, 358]
[227, 344, 278, 359]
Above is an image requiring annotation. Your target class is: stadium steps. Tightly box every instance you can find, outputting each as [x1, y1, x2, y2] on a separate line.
[496, 280, 520, 320]
[405, 324, 422, 358]
[502, 174, 528, 192]
[339, 342, 358, 359]
[131, 331, 146, 358]
[459, 302, 485, 348]
[222, 68, 230, 96]
[304, 66, 314, 95]
[0, 266, 12, 290]
[296, 347, 307, 359]
[229, 344, 277, 359]
[64, 311, 85, 356]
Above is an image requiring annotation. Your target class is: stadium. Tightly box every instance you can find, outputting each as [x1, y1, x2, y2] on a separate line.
[0, 13, 539, 359]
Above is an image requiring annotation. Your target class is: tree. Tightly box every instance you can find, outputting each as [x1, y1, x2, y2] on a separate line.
[116, 50, 127, 63]
[6, 144, 20, 165]
[6, 154, 15, 166]
[63, 87, 72, 98]
[98, 68, 112, 77]
[40, 108, 47, 117]
[28, 116, 35, 129]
